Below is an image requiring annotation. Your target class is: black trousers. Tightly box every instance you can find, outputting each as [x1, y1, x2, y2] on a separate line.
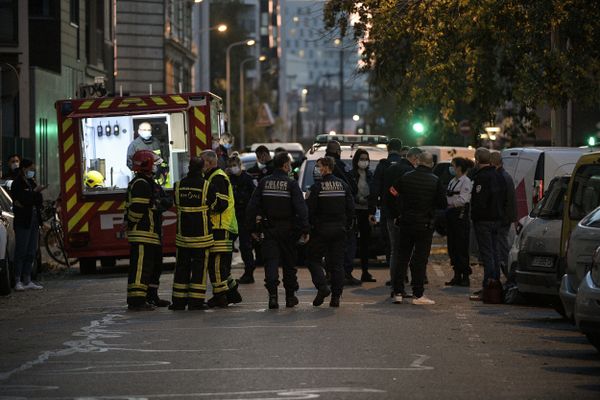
[127, 243, 163, 307]
[236, 222, 255, 274]
[262, 228, 299, 294]
[356, 209, 371, 269]
[307, 229, 346, 296]
[173, 247, 209, 308]
[393, 225, 434, 298]
[446, 209, 470, 277]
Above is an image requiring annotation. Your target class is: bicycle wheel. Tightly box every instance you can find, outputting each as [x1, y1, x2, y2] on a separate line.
[44, 228, 69, 265]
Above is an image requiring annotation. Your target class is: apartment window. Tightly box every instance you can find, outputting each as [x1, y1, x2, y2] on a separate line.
[0, 0, 18, 45]
[70, 0, 79, 26]
[30, 0, 55, 18]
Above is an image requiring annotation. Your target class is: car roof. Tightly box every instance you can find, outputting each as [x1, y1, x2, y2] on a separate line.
[250, 142, 304, 152]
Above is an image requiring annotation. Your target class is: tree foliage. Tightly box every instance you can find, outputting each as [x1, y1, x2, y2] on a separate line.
[324, 0, 600, 138]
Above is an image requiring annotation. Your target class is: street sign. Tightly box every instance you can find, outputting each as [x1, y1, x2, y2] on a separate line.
[256, 103, 275, 127]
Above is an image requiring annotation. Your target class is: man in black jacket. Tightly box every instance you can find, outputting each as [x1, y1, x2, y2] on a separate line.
[227, 155, 257, 284]
[470, 148, 506, 300]
[246, 152, 310, 309]
[389, 152, 447, 305]
[247, 145, 274, 184]
[306, 156, 355, 307]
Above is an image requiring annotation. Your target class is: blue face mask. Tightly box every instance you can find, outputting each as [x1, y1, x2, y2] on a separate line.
[448, 166, 456, 177]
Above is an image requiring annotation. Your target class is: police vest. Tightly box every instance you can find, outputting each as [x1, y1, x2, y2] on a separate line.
[174, 175, 213, 248]
[125, 175, 161, 245]
[207, 169, 238, 234]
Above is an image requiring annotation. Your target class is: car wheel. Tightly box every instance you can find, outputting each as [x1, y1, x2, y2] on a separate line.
[585, 333, 600, 353]
[79, 258, 97, 274]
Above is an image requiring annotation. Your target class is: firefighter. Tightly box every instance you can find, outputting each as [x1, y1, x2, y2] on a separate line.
[170, 157, 217, 310]
[126, 122, 169, 185]
[306, 156, 355, 308]
[125, 150, 173, 311]
[246, 152, 310, 309]
[200, 150, 242, 307]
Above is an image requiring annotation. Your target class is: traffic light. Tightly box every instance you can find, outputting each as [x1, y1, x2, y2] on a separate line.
[588, 136, 597, 147]
[412, 121, 426, 136]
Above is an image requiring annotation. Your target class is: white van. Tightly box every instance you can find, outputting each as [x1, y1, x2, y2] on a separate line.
[502, 147, 595, 220]
[250, 142, 305, 163]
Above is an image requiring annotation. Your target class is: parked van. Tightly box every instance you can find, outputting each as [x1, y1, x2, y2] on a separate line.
[559, 151, 600, 317]
[419, 146, 475, 165]
[501, 147, 594, 220]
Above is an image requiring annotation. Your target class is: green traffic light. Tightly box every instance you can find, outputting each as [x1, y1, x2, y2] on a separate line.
[589, 136, 596, 147]
[412, 122, 425, 134]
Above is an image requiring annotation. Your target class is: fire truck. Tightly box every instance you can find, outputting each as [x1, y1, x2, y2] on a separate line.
[55, 92, 226, 274]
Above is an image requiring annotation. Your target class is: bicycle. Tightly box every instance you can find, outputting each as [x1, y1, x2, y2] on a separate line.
[42, 199, 71, 267]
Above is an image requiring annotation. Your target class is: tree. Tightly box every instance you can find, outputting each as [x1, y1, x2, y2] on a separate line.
[324, 0, 600, 143]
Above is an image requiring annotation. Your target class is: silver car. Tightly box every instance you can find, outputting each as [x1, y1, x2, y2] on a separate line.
[560, 205, 600, 320]
[575, 245, 600, 352]
[515, 176, 570, 296]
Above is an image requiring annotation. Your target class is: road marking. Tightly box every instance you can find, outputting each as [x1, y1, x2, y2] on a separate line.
[12, 387, 385, 399]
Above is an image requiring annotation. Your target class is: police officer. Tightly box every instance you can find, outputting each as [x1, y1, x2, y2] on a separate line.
[306, 156, 355, 308]
[170, 157, 216, 310]
[389, 152, 447, 305]
[247, 145, 274, 184]
[444, 157, 472, 287]
[125, 150, 173, 310]
[200, 150, 242, 308]
[246, 152, 310, 309]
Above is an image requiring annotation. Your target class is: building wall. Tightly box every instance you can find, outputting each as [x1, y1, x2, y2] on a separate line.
[115, 0, 165, 95]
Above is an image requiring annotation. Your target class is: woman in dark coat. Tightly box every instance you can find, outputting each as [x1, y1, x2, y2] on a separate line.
[11, 159, 45, 291]
[351, 149, 376, 282]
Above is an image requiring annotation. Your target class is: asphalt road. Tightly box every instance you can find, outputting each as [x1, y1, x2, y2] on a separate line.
[1, 255, 599, 400]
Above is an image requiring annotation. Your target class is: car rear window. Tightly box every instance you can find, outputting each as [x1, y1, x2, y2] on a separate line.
[537, 177, 569, 219]
[569, 164, 600, 220]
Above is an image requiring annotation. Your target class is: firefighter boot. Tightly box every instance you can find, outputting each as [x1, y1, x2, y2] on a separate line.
[312, 286, 331, 307]
[207, 293, 228, 308]
[285, 290, 299, 308]
[226, 286, 243, 304]
[147, 287, 171, 307]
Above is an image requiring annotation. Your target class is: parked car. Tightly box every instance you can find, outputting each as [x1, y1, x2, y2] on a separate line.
[560, 206, 600, 320]
[249, 142, 305, 164]
[558, 152, 600, 317]
[575, 245, 600, 352]
[501, 147, 594, 221]
[514, 176, 570, 296]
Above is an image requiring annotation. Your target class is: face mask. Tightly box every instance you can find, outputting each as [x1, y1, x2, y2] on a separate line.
[139, 130, 152, 140]
[152, 164, 159, 174]
[223, 143, 232, 150]
[26, 170, 35, 179]
[449, 166, 456, 176]
[358, 160, 369, 169]
[257, 162, 266, 169]
[10, 162, 19, 170]
[230, 166, 241, 175]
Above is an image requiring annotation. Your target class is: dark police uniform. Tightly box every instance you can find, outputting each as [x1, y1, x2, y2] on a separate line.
[125, 173, 173, 308]
[172, 172, 216, 309]
[205, 167, 240, 306]
[246, 169, 309, 302]
[306, 173, 355, 301]
[389, 165, 447, 298]
[229, 170, 257, 280]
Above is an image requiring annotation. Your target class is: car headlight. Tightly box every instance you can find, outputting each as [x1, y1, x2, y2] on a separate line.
[591, 246, 600, 287]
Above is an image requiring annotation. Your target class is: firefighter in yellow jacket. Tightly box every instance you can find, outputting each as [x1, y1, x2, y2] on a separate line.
[200, 150, 242, 307]
[125, 150, 173, 311]
[170, 157, 217, 310]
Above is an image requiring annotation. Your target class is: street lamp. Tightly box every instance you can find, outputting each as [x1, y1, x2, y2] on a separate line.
[239, 55, 267, 150]
[226, 39, 256, 129]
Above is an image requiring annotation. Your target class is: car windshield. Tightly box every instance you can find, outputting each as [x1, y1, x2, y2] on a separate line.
[301, 159, 380, 192]
[537, 177, 569, 219]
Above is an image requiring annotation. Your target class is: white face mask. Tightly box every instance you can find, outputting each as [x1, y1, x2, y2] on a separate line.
[358, 160, 369, 169]
[139, 130, 152, 140]
[26, 170, 35, 179]
[230, 166, 241, 175]
[257, 162, 266, 169]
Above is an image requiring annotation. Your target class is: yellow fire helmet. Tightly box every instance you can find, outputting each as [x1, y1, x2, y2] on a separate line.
[84, 170, 105, 188]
